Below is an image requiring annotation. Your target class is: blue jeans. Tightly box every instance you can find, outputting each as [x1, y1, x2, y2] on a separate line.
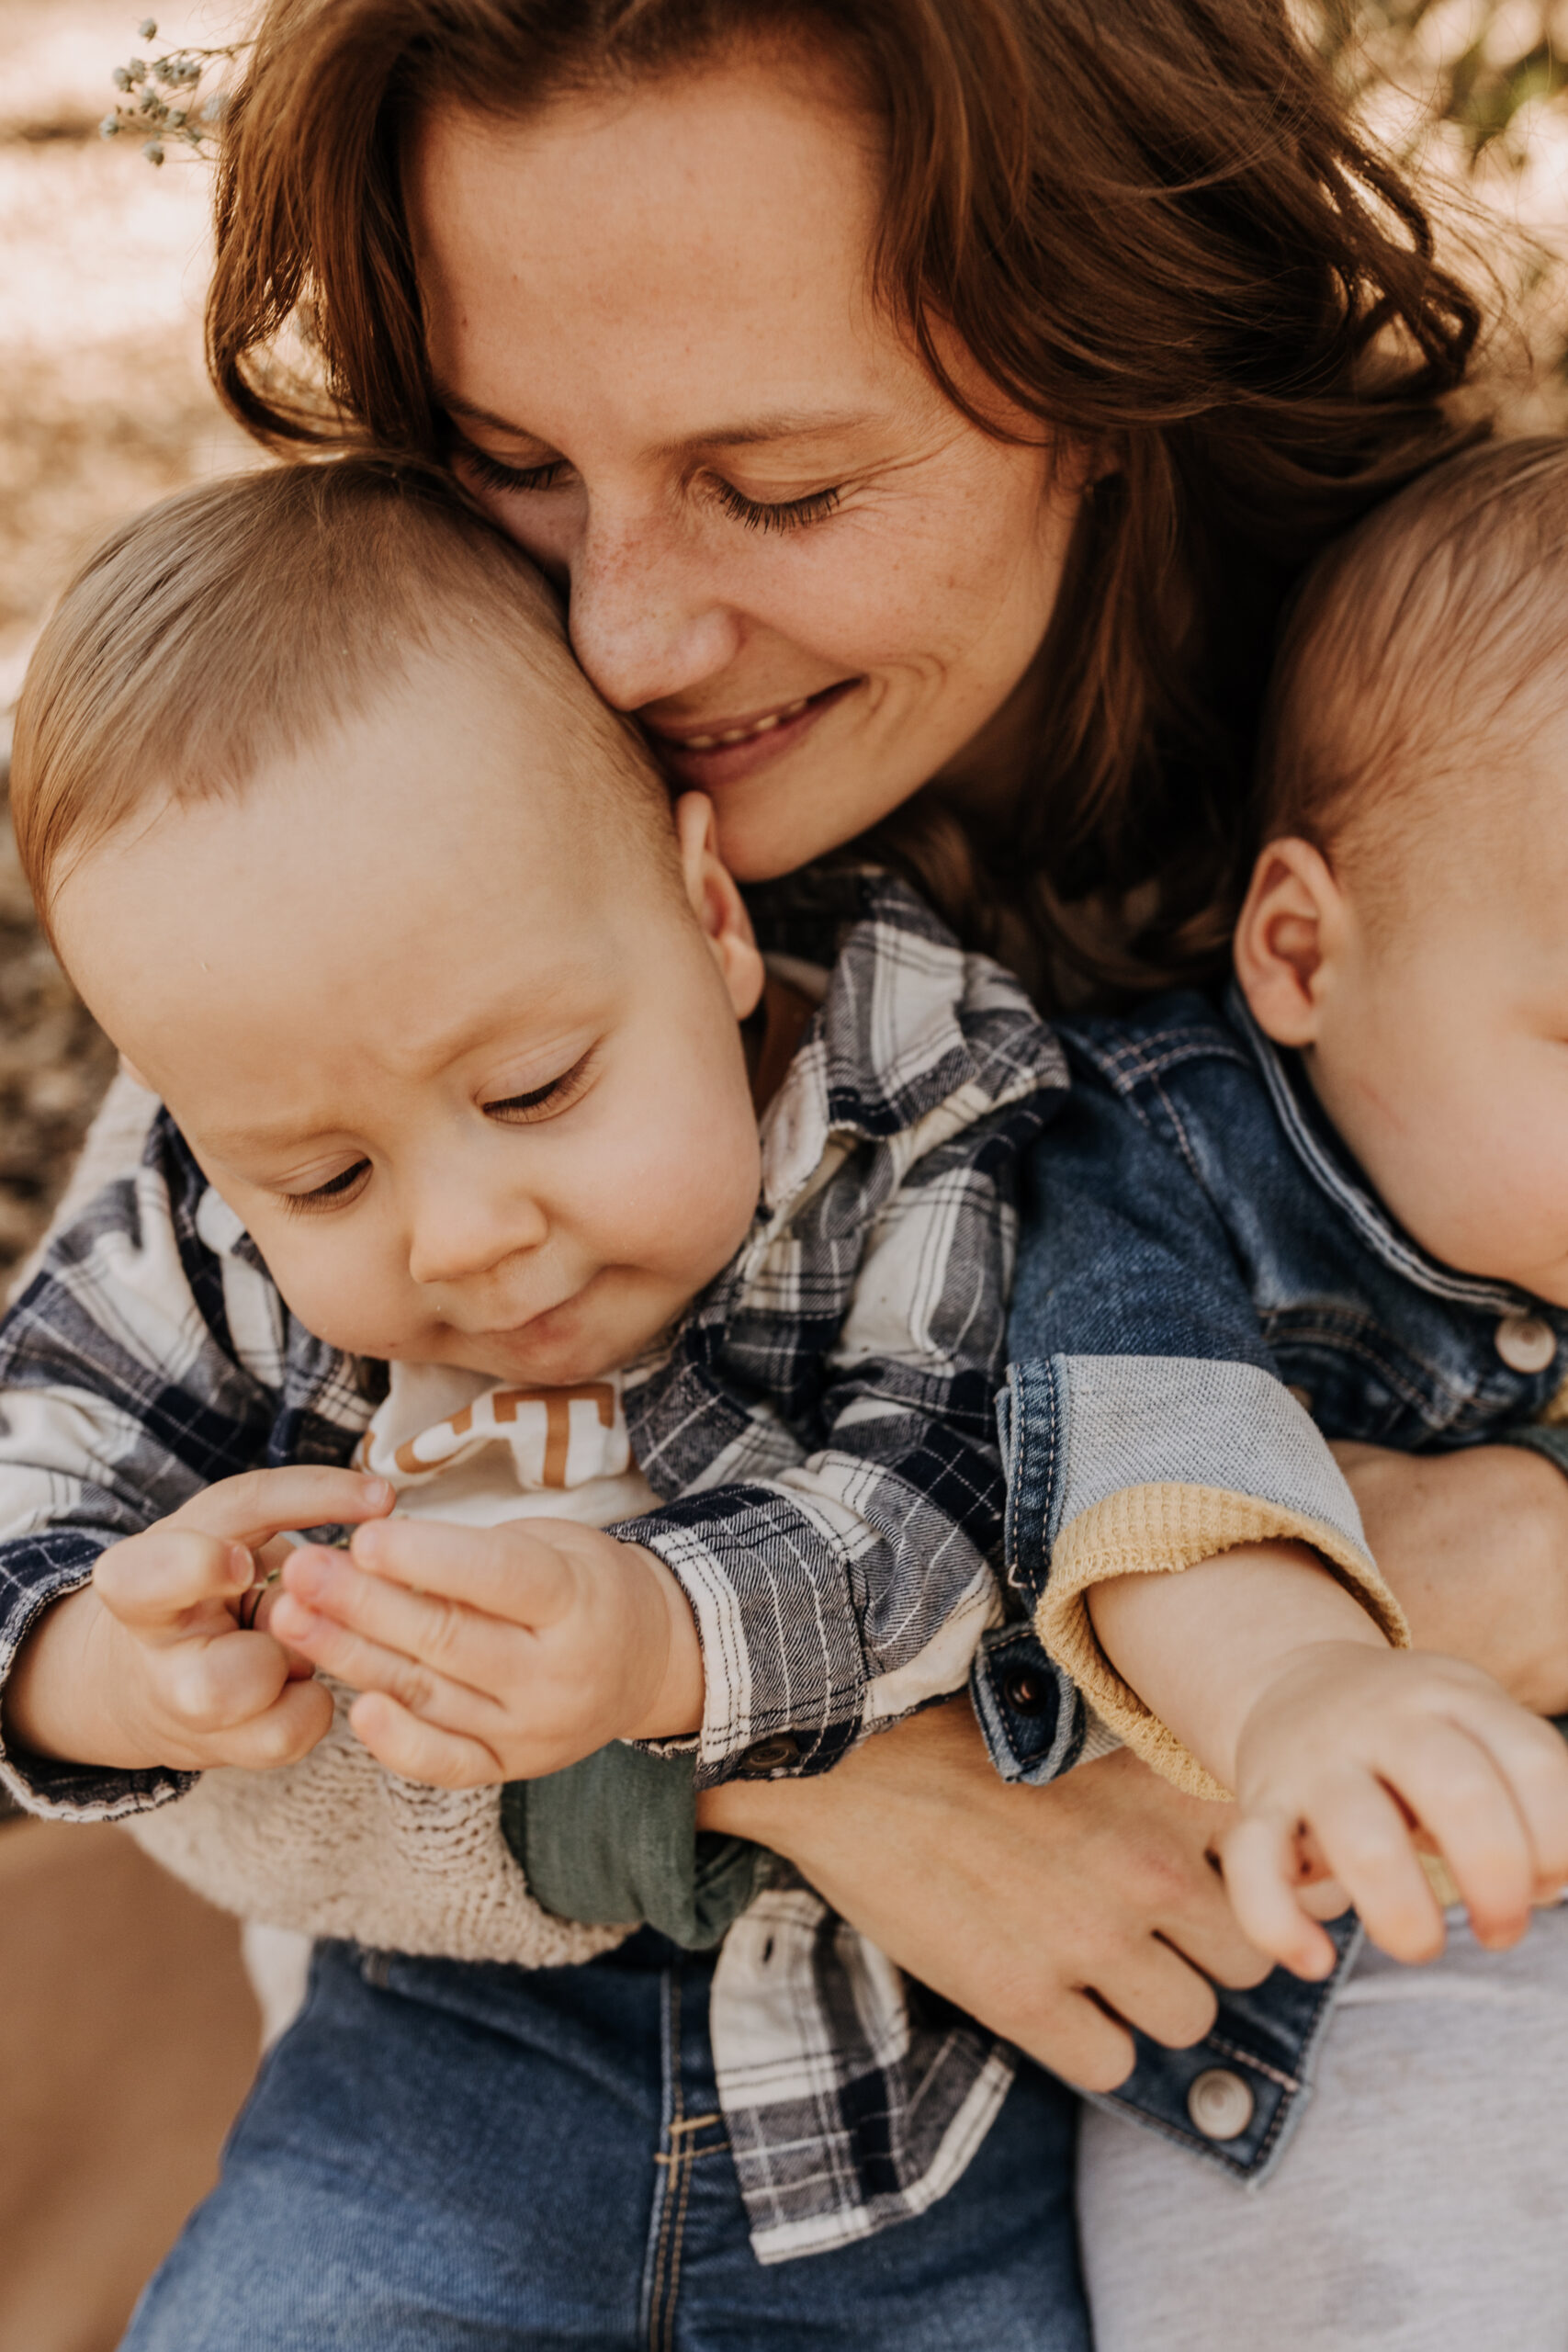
[123, 1934, 1089, 2350]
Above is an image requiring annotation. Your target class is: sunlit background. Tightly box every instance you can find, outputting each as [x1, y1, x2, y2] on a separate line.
[0, 4, 1564, 2345]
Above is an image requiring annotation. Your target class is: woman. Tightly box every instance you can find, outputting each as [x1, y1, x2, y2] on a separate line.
[82, 0, 1568, 2341]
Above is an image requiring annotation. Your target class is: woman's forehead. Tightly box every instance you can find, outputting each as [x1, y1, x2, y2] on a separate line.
[407, 57, 915, 445]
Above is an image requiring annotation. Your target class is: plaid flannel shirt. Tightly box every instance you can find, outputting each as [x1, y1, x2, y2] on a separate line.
[0, 868, 1066, 2259]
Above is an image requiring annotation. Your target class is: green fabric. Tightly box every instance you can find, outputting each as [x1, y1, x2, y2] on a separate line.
[501, 1745, 765, 1951]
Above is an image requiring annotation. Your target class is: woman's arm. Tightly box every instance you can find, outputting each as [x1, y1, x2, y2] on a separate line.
[1337, 1442, 1568, 1713]
[698, 1696, 1269, 2091]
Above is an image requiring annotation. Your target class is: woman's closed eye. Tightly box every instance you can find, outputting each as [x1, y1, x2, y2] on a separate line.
[457, 441, 843, 535]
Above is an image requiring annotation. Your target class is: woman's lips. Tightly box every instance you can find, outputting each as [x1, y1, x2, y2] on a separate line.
[647, 680, 860, 787]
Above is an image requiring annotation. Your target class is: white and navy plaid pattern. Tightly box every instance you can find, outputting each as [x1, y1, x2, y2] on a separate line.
[0, 867, 1066, 2257]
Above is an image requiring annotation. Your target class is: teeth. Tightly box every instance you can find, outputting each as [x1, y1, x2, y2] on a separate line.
[680, 696, 814, 752]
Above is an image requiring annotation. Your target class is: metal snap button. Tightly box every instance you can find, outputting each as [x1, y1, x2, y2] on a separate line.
[1495, 1314, 1557, 1375]
[1186, 2067, 1255, 2142]
[737, 1734, 802, 1777]
[1001, 1666, 1052, 1718]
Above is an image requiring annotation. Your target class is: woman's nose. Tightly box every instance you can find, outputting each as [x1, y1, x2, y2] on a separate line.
[406, 1188, 548, 1290]
[564, 509, 744, 714]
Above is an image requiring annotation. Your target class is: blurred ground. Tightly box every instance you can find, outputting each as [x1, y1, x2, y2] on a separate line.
[0, 14, 260, 2346]
[0, 0, 252, 1279]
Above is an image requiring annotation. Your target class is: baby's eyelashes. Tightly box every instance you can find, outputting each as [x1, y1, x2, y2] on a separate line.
[279, 1159, 371, 1215]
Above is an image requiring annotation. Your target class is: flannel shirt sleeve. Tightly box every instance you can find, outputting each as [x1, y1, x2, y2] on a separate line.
[0, 1125, 287, 1818]
[1002, 1064, 1406, 1800]
[622, 1108, 1032, 1787]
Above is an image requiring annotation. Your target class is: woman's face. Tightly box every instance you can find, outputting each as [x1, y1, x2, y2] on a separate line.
[409, 51, 1082, 879]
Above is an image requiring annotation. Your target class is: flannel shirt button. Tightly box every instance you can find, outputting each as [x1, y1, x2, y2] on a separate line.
[1495, 1315, 1557, 1374]
[1187, 2067, 1255, 2141]
[737, 1735, 803, 1776]
[1000, 1667, 1052, 1718]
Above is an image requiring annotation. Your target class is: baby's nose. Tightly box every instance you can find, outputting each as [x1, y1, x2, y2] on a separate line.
[406, 1193, 547, 1289]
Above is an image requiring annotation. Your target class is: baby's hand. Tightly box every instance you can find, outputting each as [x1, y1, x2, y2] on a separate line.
[1219, 1644, 1568, 1977]
[4, 1468, 394, 1773]
[268, 1516, 705, 1788]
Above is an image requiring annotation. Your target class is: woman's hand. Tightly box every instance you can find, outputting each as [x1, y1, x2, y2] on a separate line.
[1337, 1442, 1568, 1713]
[698, 1698, 1272, 2093]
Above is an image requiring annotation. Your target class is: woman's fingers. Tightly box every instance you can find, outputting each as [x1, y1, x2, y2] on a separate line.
[348, 1690, 502, 1788]
[1007, 1986, 1141, 2097]
[1089, 1920, 1224, 2051]
[164, 1466, 394, 1552]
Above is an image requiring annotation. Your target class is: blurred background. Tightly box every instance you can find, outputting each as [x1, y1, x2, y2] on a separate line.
[0, 3, 1565, 2346]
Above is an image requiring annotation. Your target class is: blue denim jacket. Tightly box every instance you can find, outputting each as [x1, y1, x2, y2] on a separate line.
[985, 981, 1568, 2179]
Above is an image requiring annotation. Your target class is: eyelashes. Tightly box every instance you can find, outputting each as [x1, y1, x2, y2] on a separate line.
[276, 1054, 599, 1214]
[713, 481, 842, 534]
[461, 448, 569, 499]
[457, 443, 843, 535]
[280, 1160, 370, 1216]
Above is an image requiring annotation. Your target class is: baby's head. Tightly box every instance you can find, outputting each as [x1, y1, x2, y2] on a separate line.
[1236, 436, 1568, 1303]
[12, 461, 765, 1382]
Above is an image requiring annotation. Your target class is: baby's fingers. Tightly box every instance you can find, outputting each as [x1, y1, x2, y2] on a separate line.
[1385, 1715, 1541, 1949]
[1310, 1770, 1448, 1964]
[1438, 1702, 1568, 1930]
[164, 1466, 394, 1553]
[96, 1528, 253, 1633]
[209, 1675, 334, 1770]
[347, 1690, 502, 1789]
[1217, 1813, 1338, 1979]
[164, 1622, 298, 1733]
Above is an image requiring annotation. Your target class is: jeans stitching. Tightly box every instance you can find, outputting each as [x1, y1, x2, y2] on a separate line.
[647, 1967, 683, 2352]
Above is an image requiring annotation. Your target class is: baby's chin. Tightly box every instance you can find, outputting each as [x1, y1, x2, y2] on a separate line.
[383, 1297, 684, 1389]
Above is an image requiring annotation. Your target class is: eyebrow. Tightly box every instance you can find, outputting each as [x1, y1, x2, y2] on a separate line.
[438, 391, 876, 451]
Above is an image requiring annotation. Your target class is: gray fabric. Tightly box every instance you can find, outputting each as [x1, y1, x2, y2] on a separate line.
[1497, 1419, 1568, 1483]
[1049, 1351, 1368, 1555]
[1077, 1900, 1568, 2351]
[506, 1747, 764, 1951]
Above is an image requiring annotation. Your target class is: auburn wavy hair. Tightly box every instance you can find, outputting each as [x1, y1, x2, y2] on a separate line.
[207, 0, 1486, 1003]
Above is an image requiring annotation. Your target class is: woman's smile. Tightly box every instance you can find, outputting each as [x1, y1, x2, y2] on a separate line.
[645, 679, 863, 788]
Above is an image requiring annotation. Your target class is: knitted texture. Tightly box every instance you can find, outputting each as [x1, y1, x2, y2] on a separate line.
[1035, 1481, 1409, 1801]
[125, 1680, 629, 1964]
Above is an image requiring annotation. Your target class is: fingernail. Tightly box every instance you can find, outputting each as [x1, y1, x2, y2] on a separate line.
[227, 1544, 253, 1588]
[363, 1478, 393, 1509]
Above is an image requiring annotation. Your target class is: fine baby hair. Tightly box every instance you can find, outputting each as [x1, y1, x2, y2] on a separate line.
[10, 457, 671, 933]
[1257, 435, 1568, 905]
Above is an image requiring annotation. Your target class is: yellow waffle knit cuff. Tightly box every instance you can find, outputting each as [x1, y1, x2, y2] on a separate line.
[1034, 1483, 1410, 1801]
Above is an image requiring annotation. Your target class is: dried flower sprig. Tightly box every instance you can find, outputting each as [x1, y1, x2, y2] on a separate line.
[100, 19, 245, 164]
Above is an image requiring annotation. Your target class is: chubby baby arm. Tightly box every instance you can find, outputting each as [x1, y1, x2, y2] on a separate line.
[4, 1466, 392, 1775]
[270, 1512, 705, 1788]
[1089, 1544, 1568, 1977]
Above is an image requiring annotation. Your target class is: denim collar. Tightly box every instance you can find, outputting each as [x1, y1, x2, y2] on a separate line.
[1224, 981, 1543, 1319]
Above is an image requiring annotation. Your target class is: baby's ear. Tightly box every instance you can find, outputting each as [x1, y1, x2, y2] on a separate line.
[672, 792, 765, 1020]
[1233, 837, 1344, 1046]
